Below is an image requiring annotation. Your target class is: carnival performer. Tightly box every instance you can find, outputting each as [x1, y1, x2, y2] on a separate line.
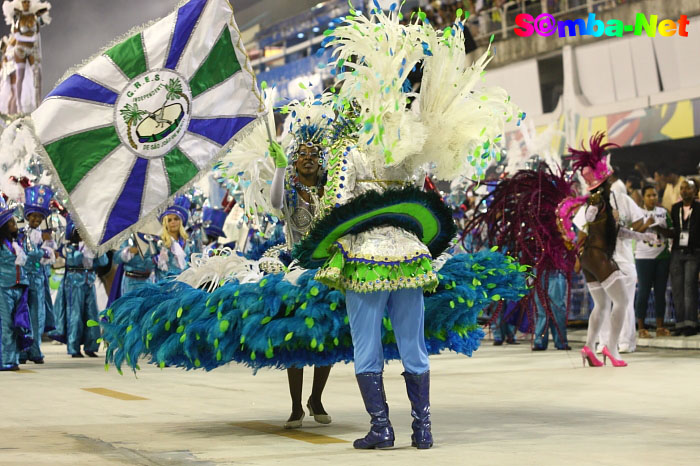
[590, 176, 649, 354]
[0, 34, 14, 114]
[290, 7, 521, 450]
[99, 9, 527, 444]
[50, 217, 107, 357]
[0, 197, 31, 371]
[156, 195, 191, 281]
[267, 110, 337, 428]
[565, 133, 655, 368]
[18, 184, 55, 364]
[111, 235, 155, 300]
[2, 0, 51, 114]
[464, 167, 579, 352]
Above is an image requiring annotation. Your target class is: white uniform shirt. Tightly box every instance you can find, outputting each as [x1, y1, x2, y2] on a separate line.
[573, 191, 644, 265]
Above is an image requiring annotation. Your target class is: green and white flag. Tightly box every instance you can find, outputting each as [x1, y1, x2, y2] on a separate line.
[31, 0, 264, 252]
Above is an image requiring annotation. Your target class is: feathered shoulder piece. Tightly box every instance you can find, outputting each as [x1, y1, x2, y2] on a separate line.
[567, 132, 617, 191]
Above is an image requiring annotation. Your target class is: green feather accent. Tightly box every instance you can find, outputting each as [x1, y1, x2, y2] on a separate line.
[164, 321, 171, 331]
[87, 320, 99, 328]
[305, 317, 315, 329]
[293, 186, 456, 268]
[176, 307, 183, 318]
[220, 320, 230, 332]
[285, 332, 294, 341]
[261, 316, 272, 325]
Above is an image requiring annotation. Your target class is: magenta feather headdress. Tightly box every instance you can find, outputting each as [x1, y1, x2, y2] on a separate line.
[568, 132, 618, 191]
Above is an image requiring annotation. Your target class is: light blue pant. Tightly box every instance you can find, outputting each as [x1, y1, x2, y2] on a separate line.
[0, 287, 24, 368]
[534, 273, 569, 349]
[21, 273, 48, 360]
[346, 288, 430, 375]
[121, 275, 153, 295]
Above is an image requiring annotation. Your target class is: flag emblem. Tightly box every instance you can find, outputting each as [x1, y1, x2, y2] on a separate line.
[30, 0, 264, 252]
[116, 71, 192, 156]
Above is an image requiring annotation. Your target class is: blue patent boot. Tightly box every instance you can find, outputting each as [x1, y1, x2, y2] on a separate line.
[353, 372, 395, 449]
[403, 371, 433, 449]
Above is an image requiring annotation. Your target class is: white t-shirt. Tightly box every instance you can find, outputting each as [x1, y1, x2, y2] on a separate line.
[610, 179, 627, 196]
[634, 206, 670, 260]
[573, 191, 644, 264]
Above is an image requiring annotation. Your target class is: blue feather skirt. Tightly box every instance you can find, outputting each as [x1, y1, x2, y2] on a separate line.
[100, 250, 528, 373]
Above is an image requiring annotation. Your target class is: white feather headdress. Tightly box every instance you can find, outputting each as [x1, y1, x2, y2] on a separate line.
[3, 0, 51, 26]
[0, 118, 52, 201]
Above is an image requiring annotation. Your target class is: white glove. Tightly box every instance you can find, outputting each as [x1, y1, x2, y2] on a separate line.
[40, 245, 56, 266]
[119, 247, 135, 263]
[584, 205, 599, 223]
[80, 243, 95, 268]
[618, 227, 657, 243]
[29, 229, 43, 246]
[80, 243, 95, 259]
[157, 247, 170, 272]
[13, 242, 27, 266]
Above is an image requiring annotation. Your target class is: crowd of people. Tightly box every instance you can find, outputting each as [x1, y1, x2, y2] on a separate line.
[0, 186, 236, 371]
[455, 157, 700, 356]
[411, 0, 638, 41]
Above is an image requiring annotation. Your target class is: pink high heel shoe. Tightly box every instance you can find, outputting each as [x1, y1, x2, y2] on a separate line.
[581, 345, 603, 367]
[601, 347, 627, 367]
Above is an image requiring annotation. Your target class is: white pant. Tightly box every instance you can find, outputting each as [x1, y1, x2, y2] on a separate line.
[597, 259, 637, 351]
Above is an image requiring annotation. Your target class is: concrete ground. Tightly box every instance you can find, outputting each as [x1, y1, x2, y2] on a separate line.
[2, 340, 700, 466]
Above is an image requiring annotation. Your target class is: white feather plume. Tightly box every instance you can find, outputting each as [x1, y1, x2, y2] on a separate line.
[176, 249, 264, 292]
[213, 87, 277, 225]
[326, 7, 427, 170]
[412, 22, 520, 181]
[0, 117, 52, 200]
[324, 8, 519, 183]
[505, 120, 563, 174]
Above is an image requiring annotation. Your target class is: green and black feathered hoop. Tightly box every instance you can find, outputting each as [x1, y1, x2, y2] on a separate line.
[292, 186, 457, 269]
